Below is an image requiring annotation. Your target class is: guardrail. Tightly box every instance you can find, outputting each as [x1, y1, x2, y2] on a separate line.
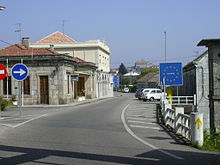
[160, 96, 204, 146]
[166, 95, 195, 105]
[164, 107, 191, 140]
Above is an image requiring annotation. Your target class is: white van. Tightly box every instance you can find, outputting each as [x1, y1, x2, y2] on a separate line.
[141, 88, 164, 101]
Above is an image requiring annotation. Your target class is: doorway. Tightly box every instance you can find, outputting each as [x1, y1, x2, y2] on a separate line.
[40, 76, 49, 104]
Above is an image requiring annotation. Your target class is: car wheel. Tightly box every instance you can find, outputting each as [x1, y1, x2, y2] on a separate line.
[150, 97, 154, 102]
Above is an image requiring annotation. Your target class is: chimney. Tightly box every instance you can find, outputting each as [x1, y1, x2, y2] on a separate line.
[22, 37, 30, 48]
[50, 44, 54, 51]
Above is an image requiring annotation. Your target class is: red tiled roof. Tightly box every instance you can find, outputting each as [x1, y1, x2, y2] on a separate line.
[73, 57, 86, 63]
[35, 31, 76, 44]
[136, 72, 159, 83]
[0, 44, 58, 56]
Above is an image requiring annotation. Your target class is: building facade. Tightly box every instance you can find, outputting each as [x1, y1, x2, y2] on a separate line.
[198, 39, 220, 132]
[30, 32, 113, 98]
[0, 43, 96, 105]
[175, 51, 210, 129]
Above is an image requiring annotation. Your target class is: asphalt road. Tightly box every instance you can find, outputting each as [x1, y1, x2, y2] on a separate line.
[0, 93, 219, 165]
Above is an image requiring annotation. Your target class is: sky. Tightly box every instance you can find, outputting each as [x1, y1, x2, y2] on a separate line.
[0, 0, 220, 68]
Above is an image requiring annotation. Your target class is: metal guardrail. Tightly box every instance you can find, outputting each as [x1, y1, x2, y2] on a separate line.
[160, 95, 203, 146]
[166, 96, 195, 105]
[163, 106, 191, 141]
[177, 113, 191, 140]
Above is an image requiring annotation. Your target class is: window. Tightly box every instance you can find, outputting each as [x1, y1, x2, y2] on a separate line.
[157, 90, 162, 93]
[151, 90, 156, 94]
[3, 76, 12, 95]
[23, 76, 30, 95]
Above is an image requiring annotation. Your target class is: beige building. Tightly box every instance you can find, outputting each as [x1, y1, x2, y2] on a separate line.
[30, 32, 113, 98]
[0, 42, 96, 105]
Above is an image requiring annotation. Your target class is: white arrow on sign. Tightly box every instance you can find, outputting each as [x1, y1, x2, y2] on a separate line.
[13, 69, 26, 76]
[0, 70, 5, 74]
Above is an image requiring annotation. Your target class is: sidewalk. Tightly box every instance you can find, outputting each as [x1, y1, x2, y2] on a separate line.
[124, 98, 220, 161]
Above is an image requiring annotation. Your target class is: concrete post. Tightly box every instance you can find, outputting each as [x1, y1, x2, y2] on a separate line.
[174, 107, 184, 134]
[190, 112, 203, 147]
[164, 100, 172, 125]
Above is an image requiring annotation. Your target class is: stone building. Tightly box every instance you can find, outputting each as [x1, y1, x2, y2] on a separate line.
[175, 51, 210, 129]
[30, 31, 113, 98]
[198, 39, 220, 132]
[0, 42, 96, 105]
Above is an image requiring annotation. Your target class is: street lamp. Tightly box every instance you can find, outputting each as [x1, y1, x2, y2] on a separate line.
[0, 6, 6, 10]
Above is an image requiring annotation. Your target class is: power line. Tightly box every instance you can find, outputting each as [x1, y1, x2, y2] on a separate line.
[0, 40, 13, 46]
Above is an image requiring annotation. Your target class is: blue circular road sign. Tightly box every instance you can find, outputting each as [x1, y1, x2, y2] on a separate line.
[11, 64, 29, 81]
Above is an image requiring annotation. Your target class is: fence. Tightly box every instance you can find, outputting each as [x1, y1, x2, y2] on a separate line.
[166, 95, 195, 105]
[164, 107, 191, 140]
[160, 96, 204, 146]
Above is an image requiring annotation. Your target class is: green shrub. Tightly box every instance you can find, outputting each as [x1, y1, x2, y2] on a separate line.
[202, 130, 220, 152]
[0, 97, 11, 111]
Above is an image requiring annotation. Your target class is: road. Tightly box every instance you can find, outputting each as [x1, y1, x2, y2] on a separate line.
[0, 93, 219, 165]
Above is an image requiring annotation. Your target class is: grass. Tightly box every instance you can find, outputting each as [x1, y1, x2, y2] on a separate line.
[200, 129, 220, 152]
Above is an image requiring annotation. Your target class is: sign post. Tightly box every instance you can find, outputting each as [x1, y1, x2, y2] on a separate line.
[11, 64, 29, 116]
[113, 75, 120, 88]
[0, 64, 7, 118]
[0, 64, 8, 80]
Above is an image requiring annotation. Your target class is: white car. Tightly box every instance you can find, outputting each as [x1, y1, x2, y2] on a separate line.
[141, 88, 165, 101]
[123, 88, 129, 93]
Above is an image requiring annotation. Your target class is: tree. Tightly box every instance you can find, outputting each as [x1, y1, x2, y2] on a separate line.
[118, 63, 128, 75]
[138, 68, 159, 78]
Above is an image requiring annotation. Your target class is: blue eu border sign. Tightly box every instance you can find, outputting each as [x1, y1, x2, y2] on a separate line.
[160, 62, 183, 86]
[113, 75, 120, 88]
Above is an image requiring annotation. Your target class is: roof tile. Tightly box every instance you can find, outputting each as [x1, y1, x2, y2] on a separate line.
[35, 31, 76, 44]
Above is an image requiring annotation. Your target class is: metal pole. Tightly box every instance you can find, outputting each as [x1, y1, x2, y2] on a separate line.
[164, 31, 167, 63]
[21, 59, 24, 106]
[19, 81, 22, 116]
[6, 58, 9, 100]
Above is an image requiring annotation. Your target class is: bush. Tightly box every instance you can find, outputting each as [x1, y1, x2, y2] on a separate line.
[202, 130, 220, 152]
[0, 97, 11, 111]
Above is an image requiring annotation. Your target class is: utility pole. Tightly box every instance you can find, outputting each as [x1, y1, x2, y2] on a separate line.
[164, 31, 167, 63]
[62, 20, 69, 35]
[15, 23, 22, 43]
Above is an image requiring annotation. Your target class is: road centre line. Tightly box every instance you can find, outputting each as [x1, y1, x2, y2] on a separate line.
[128, 120, 157, 125]
[121, 104, 183, 160]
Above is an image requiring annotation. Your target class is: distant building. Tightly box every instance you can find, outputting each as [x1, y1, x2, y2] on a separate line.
[135, 60, 158, 73]
[136, 72, 159, 89]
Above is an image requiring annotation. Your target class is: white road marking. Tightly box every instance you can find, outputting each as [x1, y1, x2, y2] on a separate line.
[128, 120, 157, 125]
[127, 117, 150, 121]
[121, 104, 183, 160]
[130, 125, 160, 130]
[13, 114, 48, 128]
[127, 116, 155, 121]
[0, 114, 48, 128]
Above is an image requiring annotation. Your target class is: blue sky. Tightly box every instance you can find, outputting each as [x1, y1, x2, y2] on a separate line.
[0, 0, 220, 68]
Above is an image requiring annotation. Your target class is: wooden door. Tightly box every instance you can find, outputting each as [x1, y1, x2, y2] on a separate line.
[77, 77, 85, 96]
[40, 76, 49, 104]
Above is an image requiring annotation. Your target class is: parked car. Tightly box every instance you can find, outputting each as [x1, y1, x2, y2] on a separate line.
[123, 87, 129, 93]
[141, 88, 165, 101]
[135, 88, 143, 99]
[135, 88, 151, 100]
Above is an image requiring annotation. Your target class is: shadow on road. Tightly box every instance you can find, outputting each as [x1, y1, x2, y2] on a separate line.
[0, 144, 219, 165]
